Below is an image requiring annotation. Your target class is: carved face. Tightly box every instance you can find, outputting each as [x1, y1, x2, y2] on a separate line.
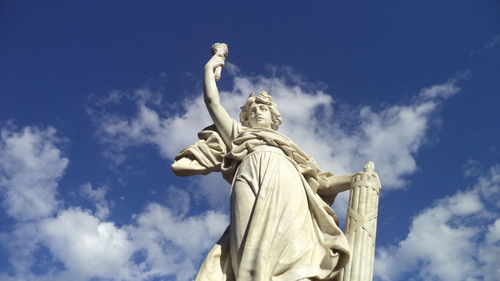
[247, 103, 272, 129]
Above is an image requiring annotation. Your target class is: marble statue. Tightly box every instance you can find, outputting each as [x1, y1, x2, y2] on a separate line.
[171, 43, 382, 281]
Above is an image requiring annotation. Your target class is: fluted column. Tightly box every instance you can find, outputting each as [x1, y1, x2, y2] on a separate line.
[340, 161, 381, 281]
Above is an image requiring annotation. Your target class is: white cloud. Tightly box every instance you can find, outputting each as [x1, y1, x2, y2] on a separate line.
[375, 165, 500, 281]
[80, 182, 107, 202]
[479, 218, 500, 281]
[0, 126, 67, 221]
[418, 73, 464, 99]
[126, 203, 228, 280]
[189, 173, 230, 211]
[34, 205, 228, 281]
[0, 125, 229, 281]
[88, 89, 210, 163]
[0, 63, 473, 281]
[80, 183, 111, 219]
[77, 67, 468, 279]
[2, 198, 228, 281]
[330, 73, 467, 188]
[88, 67, 466, 214]
[462, 159, 484, 177]
[165, 185, 191, 217]
[38, 208, 134, 280]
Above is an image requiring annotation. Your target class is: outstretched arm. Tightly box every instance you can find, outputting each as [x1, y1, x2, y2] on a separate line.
[204, 56, 233, 145]
[323, 162, 381, 196]
[326, 174, 355, 194]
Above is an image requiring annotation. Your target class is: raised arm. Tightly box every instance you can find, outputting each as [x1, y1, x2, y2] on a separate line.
[204, 56, 234, 145]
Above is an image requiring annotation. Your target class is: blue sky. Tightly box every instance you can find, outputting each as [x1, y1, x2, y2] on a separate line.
[0, 1, 499, 281]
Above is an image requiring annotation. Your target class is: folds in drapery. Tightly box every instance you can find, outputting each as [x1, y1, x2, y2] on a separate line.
[171, 123, 350, 281]
[171, 125, 227, 177]
[220, 128, 340, 207]
[171, 125, 338, 204]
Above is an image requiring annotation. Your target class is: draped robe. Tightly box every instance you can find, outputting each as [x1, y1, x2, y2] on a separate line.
[172, 120, 350, 281]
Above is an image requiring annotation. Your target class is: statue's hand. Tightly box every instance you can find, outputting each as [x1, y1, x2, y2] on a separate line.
[352, 161, 381, 190]
[204, 55, 225, 73]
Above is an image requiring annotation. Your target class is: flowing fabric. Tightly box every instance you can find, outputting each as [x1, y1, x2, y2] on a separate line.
[172, 120, 350, 281]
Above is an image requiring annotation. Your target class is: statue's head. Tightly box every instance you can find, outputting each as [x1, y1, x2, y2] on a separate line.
[239, 91, 282, 130]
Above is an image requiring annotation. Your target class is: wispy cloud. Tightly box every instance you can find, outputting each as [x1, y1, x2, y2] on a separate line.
[0, 126, 67, 221]
[375, 165, 500, 281]
[470, 33, 500, 56]
[80, 183, 112, 219]
[484, 34, 500, 49]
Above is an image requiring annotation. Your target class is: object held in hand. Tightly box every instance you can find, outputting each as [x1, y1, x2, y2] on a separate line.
[211, 43, 229, 81]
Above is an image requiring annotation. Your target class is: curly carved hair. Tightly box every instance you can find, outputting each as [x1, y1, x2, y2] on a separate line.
[239, 90, 282, 130]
